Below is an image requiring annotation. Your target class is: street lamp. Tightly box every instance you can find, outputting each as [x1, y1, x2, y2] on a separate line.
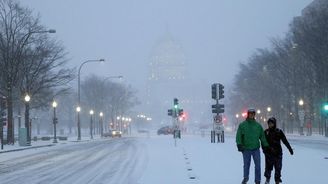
[20, 29, 55, 144]
[299, 99, 304, 106]
[235, 114, 239, 131]
[298, 99, 305, 135]
[267, 107, 271, 112]
[52, 100, 58, 143]
[24, 94, 31, 146]
[90, 110, 94, 139]
[99, 112, 104, 137]
[77, 59, 105, 140]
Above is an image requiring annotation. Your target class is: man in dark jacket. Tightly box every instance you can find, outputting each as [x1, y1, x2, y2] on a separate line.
[264, 117, 294, 184]
[236, 108, 269, 184]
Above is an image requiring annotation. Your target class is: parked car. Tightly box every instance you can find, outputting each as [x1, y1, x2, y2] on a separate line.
[157, 126, 173, 135]
[104, 130, 122, 138]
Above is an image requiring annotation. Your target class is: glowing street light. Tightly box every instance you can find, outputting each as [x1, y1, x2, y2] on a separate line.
[77, 58, 105, 140]
[52, 100, 58, 143]
[267, 107, 271, 112]
[99, 112, 104, 137]
[24, 94, 31, 102]
[299, 99, 304, 106]
[24, 94, 31, 146]
[89, 110, 94, 139]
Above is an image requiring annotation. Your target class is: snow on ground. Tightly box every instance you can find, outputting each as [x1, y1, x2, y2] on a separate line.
[0, 137, 147, 184]
[139, 134, 328, 184]
[0, 133, 327, 184]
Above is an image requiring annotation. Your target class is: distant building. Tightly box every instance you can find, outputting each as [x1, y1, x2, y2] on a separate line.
[148, 33, 187, 82]
[146, 33, 187, 121]
[144, 32, 210, 126]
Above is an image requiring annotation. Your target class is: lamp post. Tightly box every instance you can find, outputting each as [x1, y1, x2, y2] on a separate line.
[128, 118, 132, 135]
[235, 114, 239, 131]
[299, 99, 305, 135]
[267, 107, 271, 113]
[24, 94, 31, 146]
[52, 100, 58, 143]
[77, 59, 105, 140]
[122, 117, 126, 132]
[116, 116, 120, 130]
[267, 106, 271, 118]
[90, 110, 94, 139]
[76, 106, 81, 138]
[99, 112, 104, 137]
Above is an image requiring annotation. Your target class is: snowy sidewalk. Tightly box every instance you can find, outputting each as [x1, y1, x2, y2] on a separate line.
[0, 135, 103, 154]
[138, 135, 328, 184]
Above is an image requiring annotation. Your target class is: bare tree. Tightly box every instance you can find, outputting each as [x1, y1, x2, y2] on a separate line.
[0, 0, 74, 143]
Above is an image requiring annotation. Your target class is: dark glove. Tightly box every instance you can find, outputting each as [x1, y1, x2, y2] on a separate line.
[237, 144, 244, 152]
[262, 146, 269, 154]
[289, 148, 294, 155]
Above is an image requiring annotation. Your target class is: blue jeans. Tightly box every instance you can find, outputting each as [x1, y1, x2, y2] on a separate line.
[242, 148, 261, 182]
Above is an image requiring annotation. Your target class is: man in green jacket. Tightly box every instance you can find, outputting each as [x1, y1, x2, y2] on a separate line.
[236, 108, 269, 184]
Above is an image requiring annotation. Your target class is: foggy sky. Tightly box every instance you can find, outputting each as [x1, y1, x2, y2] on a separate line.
[22, 0, 312, 101]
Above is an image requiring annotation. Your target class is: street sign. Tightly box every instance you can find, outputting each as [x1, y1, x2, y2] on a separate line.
[214, 115, 222, 123]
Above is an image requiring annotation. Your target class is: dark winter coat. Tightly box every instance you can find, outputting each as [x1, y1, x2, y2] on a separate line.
[264, 125, 293, 156]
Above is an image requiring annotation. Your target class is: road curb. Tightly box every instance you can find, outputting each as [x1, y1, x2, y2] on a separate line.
[0, 144, 55, 154]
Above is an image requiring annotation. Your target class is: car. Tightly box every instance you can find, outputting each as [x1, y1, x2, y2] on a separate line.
[157, 126, 173, 135]
[104, 130, 122, 138]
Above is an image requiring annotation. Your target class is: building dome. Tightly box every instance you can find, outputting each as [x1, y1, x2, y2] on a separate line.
[149, 33, 186, 81]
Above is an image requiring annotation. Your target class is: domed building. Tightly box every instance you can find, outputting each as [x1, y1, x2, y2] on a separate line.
[143, 32, 212, 129]
[148, 33, 187, 82]
[146, 33, 188, 123]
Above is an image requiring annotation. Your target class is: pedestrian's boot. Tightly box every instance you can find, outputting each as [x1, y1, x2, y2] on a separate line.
[241, 177, 248, 184]
[264, 177, 270, 184]
[275, 177, 282, 184]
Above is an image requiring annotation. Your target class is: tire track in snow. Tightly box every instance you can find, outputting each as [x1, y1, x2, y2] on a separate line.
[0, 138, 147, 184]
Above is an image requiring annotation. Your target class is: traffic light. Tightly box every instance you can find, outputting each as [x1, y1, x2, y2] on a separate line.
[174, 98, 178, 109]
[212, 104, 224, 114]
[168, 109, 173, 116]
[323, 102, 328, 116]
[218, 84, 224, 99]
[178, 109, 183, 116]
[211, 84, 217, 99]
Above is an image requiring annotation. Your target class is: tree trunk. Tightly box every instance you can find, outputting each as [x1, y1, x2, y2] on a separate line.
[6, 88, 14, 144]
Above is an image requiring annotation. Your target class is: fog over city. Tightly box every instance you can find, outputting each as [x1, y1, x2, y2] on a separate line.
[0, 0, 327, 184]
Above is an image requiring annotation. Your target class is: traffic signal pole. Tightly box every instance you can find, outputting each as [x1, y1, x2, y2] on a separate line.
[325, 117, 328, 137]
[168, 98, 183, 146]
[211, 83, 225, 143]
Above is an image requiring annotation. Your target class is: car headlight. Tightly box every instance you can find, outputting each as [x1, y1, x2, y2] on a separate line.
[112, 131, 116, 135]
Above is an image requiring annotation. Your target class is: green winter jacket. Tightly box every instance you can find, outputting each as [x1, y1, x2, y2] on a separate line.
[236, 118, 269, 150]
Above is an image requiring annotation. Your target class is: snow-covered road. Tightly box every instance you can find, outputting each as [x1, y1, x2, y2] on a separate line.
[0, 134, 327, 184]
[0, 138, 147, 184]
